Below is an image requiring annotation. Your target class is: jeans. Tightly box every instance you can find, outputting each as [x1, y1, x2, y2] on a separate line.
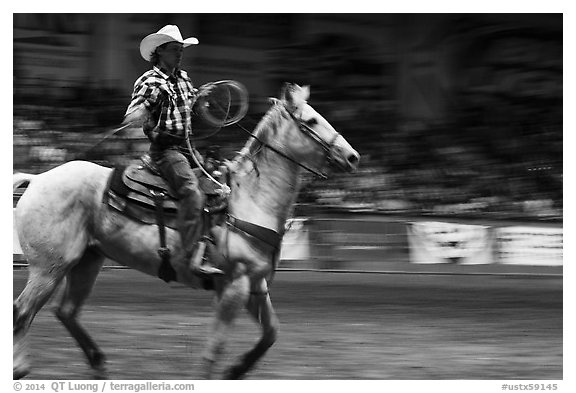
[149, 145, 203, 258]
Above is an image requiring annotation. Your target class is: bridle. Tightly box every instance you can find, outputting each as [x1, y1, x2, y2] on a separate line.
[236, 103, 342, 179]
[287, 109, 342, 163]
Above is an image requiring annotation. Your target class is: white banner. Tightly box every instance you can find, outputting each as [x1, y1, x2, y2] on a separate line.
[496, 226, 563, 266]
[408, 221, 493, 264]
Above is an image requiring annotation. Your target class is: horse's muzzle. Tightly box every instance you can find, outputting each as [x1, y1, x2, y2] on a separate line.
[330, 149, 360, 173]
[346, 152, 360, 172]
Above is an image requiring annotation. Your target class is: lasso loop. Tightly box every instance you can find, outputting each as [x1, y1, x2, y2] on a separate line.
[187, 80, 247, 192]
[195, 80, 249, 128]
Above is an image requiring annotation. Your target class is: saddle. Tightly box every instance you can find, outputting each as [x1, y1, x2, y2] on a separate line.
[105, 154, 227, 229]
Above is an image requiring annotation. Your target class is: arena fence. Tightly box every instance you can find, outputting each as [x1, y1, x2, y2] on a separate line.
[13, 210, 562, 276]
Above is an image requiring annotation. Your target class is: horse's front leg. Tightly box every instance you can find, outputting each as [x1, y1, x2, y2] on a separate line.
[224, 278, 279, 380]
[201, 264, 250, 379]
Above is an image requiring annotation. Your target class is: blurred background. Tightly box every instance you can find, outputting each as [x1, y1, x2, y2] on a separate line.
[13, 13, 562, 221]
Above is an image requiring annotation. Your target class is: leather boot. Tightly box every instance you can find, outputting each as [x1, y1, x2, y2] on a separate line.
[179, 189, 223, 278]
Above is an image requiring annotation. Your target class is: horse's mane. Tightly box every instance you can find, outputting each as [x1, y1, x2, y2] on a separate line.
[236, 99, 286, 161]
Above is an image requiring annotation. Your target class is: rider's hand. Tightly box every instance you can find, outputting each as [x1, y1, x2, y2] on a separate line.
[196, 83, 215, 98]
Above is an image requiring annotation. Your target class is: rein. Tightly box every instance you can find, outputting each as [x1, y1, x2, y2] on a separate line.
[233, 103, 343, 180]
[199, 88, 338, 179]
[234, 121, 329, 180]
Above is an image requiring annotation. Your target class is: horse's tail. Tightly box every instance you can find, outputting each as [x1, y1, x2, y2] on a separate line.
[13, 172, 35, 193]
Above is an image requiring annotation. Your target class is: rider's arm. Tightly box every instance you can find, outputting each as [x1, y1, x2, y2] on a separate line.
[124, 79, 163, 140]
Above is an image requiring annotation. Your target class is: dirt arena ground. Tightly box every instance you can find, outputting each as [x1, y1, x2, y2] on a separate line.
[13, 268, 562, 380]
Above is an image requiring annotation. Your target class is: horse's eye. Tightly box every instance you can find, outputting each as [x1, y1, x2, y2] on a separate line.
[305, 118, 317, 127]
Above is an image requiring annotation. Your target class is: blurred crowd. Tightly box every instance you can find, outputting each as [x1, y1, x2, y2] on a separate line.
[13, 14, 563, 220]
[13, 86, 562, 222]
[13, 14, 562, 222]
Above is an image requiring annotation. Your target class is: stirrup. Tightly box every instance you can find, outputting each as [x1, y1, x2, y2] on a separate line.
[192, 264, 224, 276]
[189, 238, 224, 276]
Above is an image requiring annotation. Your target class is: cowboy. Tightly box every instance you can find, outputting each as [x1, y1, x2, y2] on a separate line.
[123, 25, 223, 278]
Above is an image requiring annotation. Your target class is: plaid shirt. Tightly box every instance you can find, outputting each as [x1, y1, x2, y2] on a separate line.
[127, 66, 197, 146]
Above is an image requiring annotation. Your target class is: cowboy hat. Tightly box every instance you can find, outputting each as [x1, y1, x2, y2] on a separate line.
[139, 25, 199, 62]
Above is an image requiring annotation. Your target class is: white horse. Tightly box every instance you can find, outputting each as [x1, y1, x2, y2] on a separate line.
[13, 83, 360, 379]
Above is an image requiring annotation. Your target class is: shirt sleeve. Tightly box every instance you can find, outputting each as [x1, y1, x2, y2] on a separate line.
[125, 76, 162, 116]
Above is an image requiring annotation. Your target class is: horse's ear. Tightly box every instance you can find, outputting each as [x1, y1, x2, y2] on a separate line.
[301, 85, 310, 101]
[281, 83, 307, 112]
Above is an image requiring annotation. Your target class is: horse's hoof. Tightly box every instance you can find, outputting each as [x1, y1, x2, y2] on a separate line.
[13, 366, 30, 380]
[223, 365, 245, 380]
[93, 365, 109, 380]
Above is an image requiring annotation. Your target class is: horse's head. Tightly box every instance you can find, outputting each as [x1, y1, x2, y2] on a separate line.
[274, 83, 360, 174]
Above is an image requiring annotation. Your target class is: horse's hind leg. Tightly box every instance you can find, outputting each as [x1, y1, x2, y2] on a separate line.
[53, 248, 107, 379]
[13, 264, 67, 379]
[224, 278, 279, 379]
